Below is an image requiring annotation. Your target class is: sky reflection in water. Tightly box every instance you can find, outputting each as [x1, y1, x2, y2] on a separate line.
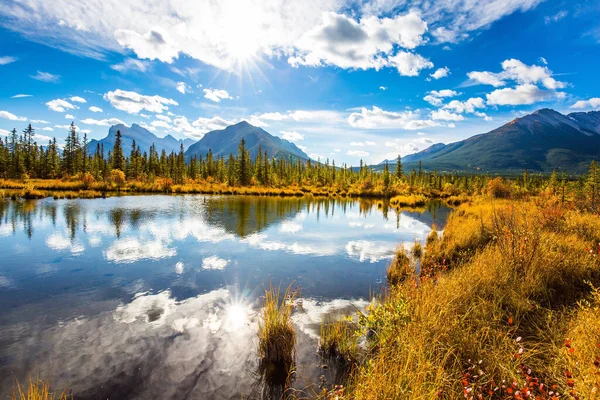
[0, 195, 449, 398]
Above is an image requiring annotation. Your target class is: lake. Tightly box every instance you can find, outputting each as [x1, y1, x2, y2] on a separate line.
[0, 195, 449, 399]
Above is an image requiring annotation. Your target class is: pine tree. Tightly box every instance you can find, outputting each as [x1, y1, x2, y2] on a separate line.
[112, 129, 125, 172]
[395, 155, 403, 180]
[236, 138, 251, 186]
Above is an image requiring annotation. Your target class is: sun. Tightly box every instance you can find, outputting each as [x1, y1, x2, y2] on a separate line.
[220, 1, 264, 65]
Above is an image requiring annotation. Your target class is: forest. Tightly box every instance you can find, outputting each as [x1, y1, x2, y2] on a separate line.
[1, 122, 599, 206]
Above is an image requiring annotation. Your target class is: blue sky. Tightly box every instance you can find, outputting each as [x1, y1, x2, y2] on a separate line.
[1, 0, 600, 165]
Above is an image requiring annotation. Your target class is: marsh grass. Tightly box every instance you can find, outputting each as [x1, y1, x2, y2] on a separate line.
[319, 316, 360, 366]
[11, 378, 70, 400]
[258, 283, 298, 392]
[335, 198, 600, 399]
[20, 183, 45, 199]
[390, 194, 427, 207]
[386, 247, 412, 286]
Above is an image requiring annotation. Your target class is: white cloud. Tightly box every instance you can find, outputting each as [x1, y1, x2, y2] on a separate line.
[46, 99, 78, 113]
[202, 256, 229, 270]
[30, 71, 60, 83]
[258, 112, 288, 121]
[467, 58, 566, 90]
[115, 28, 180, 63]
[423, 89, 458, 106]
[379, 86, 387, 91]
[388, 51, 433, 76]
[11, 94, 32, 98]
[281, 130, 304, 141]
[571, 98, 600, 109]
[111, 58, 150, 73]
[41, 127, 54, 131]
[89, 106, 103, 113]
[156, 114, 172, 122]
[0, 0, 543, 76]
[0, 110, 27, 121]
[501, 59, 566, 90]
[289, 11, 430, 75]
[176, 82, 188, 94]
[467, 71, 506, 87]
[31, 119, 49, 124]
[443, 97, 486, 113]
[350, 141, 376, 146]
[360, 0, 543, 40]
[151, 120, 171, 129]
[0, 56, 17, 65]
[545, 10, 567, 24]
[80, 117, 125, 126]
[486, 84, 554, 105]
[70, 96, 86, 103]
[430, 66, 450, 79]
[65, 114, 75, 119]
[347, 150, 369, 157]
[203, 88, 233, 102]
[348, 106, 440, 130]
[104, 89, 178, 114]
[430, 109, 464, 121]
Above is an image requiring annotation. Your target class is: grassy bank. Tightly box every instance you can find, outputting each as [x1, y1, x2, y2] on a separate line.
[0, 178, 462, 203]
[321, 194, 600, 399]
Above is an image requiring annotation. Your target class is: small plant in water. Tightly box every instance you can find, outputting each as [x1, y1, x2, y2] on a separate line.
[258, 283, 298, 392]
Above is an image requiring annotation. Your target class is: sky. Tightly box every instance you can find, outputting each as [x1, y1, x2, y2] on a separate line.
[1, 0, 600, 165]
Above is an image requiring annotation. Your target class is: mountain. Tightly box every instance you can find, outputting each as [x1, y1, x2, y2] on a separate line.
[88, 124, 194, 156]
[185, 121, 309, 161]
[389, 109, 600, 174]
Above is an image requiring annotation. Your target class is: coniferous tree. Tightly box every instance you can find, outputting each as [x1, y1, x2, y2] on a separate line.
[395, 155, 403, 180]
[112, 129, 125, 172]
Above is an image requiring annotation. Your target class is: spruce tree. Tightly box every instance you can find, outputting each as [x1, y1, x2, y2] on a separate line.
[112, 129, 125, 172]
[395, 155, 403, 180]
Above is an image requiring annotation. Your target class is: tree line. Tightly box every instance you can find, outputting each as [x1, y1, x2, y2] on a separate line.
[0, 122, 599, 203]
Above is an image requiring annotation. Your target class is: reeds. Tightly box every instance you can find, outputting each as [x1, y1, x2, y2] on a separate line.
[386, 247, 412, 286]
[319, 316, 360, 366]
[12, 378, 70, 400]
[258, 283, 297, 388]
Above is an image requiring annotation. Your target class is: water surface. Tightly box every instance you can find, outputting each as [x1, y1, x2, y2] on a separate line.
[0, 195, 449, 399]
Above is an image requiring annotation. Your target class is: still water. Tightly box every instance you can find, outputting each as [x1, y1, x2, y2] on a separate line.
[0, 195, 449, 399]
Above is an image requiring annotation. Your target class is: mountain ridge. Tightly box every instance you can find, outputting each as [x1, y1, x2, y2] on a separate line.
[380, 108, 600, 173]
[184, 121, 309, 161]
[88, 123, 194, 156]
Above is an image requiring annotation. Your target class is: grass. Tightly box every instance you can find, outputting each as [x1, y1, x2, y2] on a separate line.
[319, 316, 361, 366]
[390, 194, 427, 207]
[0, 178, 470, 201]
[387, 247, 412, 287]
[258, 283, 297, 390]
[325, 197, 600, 399]
[11, 378, 70, 400]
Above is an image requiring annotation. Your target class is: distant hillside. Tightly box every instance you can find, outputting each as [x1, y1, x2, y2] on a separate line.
[185, 121, 309, 161]
[379, 109, 600, 174]
[88, 124, 194, 156]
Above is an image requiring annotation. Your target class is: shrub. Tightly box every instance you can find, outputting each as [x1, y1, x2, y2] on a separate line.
[487, 177, 512, 198]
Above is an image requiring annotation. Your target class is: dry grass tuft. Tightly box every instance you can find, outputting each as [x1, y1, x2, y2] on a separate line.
[258, 283, 297, 389]
[12, 378, 70, 400]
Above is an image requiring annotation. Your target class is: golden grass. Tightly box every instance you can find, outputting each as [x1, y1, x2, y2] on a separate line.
[258, 283, 297, 387]
[336, 197, 600, 399]
[386, 247, 412, 287]
[0, 178, 466, 201]
[319, 316, 360, 366]
[11, 378, 70, 400]
[390, 194, 427, 207]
